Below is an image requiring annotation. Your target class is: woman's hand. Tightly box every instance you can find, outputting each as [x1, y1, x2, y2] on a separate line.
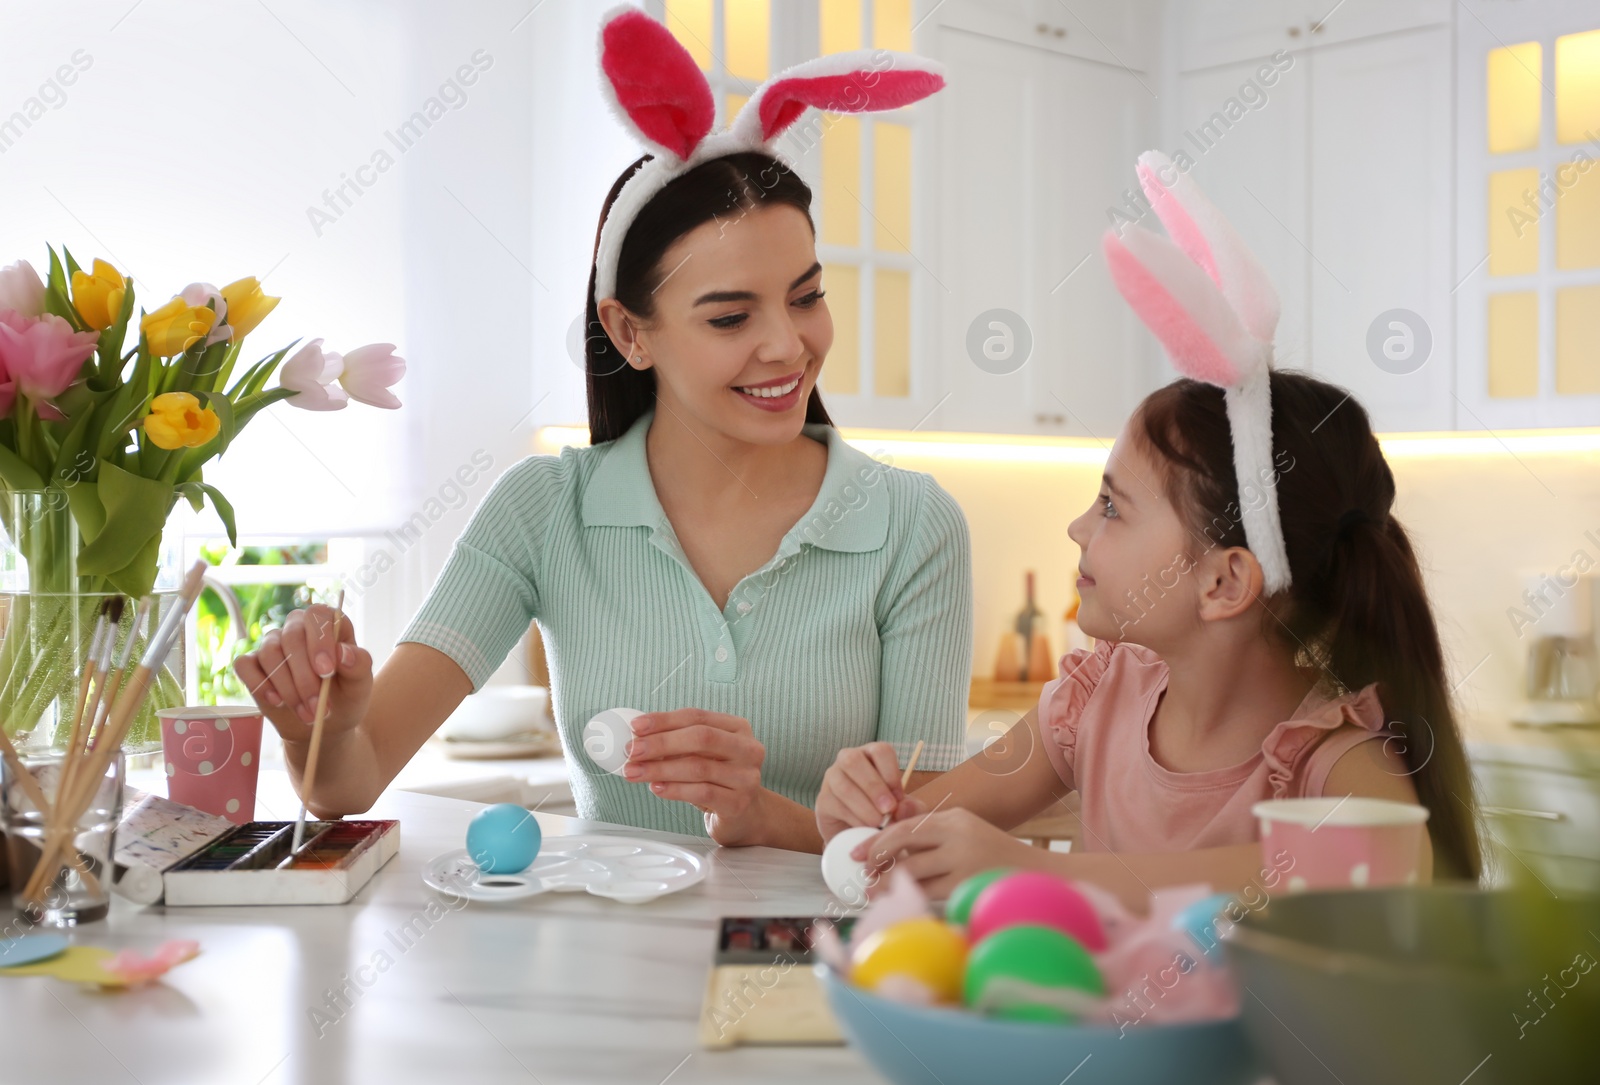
[815, 742, 921, 844]
[233, 604, 374, 757]
[620, 709, 769, 845]
[855, 799, 1040, 902]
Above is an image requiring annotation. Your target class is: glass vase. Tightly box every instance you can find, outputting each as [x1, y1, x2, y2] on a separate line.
[0, 489, 184, 754]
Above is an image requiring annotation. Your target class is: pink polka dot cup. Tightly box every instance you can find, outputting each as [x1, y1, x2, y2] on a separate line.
[1252, 797, 1430, 893]
[157, 706, 264, 824]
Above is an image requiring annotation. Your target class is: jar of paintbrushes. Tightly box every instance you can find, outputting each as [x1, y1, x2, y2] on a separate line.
[0, 560, 206, 925]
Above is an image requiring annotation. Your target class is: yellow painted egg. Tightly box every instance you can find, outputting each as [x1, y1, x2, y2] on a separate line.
[849, 917, 969, 1004]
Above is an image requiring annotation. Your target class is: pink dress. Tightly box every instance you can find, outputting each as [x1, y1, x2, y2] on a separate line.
[1035, 639, 1389, 853]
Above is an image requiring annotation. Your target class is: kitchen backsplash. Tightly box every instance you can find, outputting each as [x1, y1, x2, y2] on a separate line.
[884, 431, 1600, 741]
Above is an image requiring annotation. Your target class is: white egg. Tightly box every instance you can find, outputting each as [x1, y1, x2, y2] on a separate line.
[583, 708, 642, 776]
[821, 826, 881, 904]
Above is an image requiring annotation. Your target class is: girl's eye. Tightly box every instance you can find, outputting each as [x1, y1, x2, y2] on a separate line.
[793, 289, 825, 309]
[1100, 493, 1118, 519]
[707, 312, 747, 330]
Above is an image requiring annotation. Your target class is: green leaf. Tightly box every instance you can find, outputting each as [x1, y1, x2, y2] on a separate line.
[43, 245, 88, 332]
[105, 527, 169, 599]
[62, 245, 82, 278]
[63, 476, 106, 542]
[177, 481, 205, 513]
[196, 390, 236, 452]
[0, 444, 45, 490]
[75, 460, 173, 578]
[199, 483, 237, 548]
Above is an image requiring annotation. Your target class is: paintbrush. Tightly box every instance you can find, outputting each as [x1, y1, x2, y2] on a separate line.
[57, 598, 122, 808]
[22, 561, 207, 908]
[879, 739, 925, 829]
[292, 589, 345, 854]
[86, 596, 153, 749]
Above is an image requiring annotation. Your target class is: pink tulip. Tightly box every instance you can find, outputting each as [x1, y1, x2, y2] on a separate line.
[0, 260, 46, 318]
[279, 338, 349, 411]
[0, 310, 100, 419]
[338, 343, 404, 409]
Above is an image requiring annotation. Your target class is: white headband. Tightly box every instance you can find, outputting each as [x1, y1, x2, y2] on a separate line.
[592, 5, 946, 304]
[1101, 151, 1293, 595]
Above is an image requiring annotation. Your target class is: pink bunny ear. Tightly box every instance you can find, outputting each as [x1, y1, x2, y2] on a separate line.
[730, 51, 945, 145]
[1102, 226, 1270, 387]
[598, 7, 715, 162]
[1134, 151, 1280, 346]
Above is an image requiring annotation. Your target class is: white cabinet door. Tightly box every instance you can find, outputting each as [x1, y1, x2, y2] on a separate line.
[1307, 26, 1456, 432]
[1176, 0, 1452, 71]
[932, 26, 1042, 433]
[1027, 48, 1158, 440]
[932, 24, 1154, 436]
[938, 0, 1160, 72]
[1172, 56, 1311, 383]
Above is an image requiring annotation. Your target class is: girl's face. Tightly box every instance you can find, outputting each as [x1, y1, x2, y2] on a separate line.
[610, 202, 832, 446]
[1067, 419, 1207, 649]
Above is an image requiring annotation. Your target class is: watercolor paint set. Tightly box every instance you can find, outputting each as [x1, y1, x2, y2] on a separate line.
[161, 819, 400, 906]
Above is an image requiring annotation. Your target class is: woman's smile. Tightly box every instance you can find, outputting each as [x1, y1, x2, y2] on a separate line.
[732, 369, 806, 412]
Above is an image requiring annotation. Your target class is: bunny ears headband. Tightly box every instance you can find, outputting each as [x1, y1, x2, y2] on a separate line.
[1101, 151, 1293, 594]
[592, 5, 945, 303]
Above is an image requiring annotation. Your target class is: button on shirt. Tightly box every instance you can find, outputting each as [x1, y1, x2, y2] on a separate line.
[400, 409, 974, 837]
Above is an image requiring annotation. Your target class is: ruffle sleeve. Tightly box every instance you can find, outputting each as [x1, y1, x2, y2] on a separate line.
[1261, 682, 1387, 799]
[1034, 638, 1119, 790]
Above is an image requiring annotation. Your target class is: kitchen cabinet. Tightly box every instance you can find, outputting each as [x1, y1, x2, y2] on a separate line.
[1174, 0, 1452, 73]
[1472, 743, 1600, 894]
[1171, 16, 1455, 431]
[926, 2, 1157, 436]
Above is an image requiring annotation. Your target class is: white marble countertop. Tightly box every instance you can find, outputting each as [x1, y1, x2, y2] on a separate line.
[0, 782, 887, 1085]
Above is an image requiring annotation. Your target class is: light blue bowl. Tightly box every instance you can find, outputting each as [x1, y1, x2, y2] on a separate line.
[818, 966, 1259, 1085]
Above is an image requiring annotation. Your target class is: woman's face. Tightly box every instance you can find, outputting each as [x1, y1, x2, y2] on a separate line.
[611, 202, 832, 446]
[1066, 419, 1205, 648]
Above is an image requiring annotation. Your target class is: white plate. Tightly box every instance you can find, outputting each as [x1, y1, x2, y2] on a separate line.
[423, 834, 707, 905]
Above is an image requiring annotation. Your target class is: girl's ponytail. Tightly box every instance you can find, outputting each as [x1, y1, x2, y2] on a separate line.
[1320, 510, 1483, 882]
[1139, 371, 1483, 882]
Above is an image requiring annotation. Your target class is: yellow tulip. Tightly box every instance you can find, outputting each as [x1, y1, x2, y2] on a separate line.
[141, 296, 216, 356]
[219, 276, 279, 339]
[143, 392, 221, 449]
[70, 258, 126, 330]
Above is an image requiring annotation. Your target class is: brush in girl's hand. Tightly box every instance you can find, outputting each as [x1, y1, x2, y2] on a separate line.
[292, 589, 345, 854]
[881, 739, 925, 830]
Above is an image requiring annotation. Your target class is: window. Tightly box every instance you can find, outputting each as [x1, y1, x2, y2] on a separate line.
[188, 539, 359, 705]
[659, 0, 929, 407]
[814, 0, 918, 401]
[1482, 26, 1600, 401]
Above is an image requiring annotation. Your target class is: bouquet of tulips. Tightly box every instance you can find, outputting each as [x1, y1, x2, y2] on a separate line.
[0, 246, 403, 744]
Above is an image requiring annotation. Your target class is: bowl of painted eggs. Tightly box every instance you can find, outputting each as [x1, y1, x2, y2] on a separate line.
[813, 867, 1261, 1085]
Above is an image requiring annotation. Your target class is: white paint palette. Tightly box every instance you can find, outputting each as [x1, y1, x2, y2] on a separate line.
[423, 834, 707, 905]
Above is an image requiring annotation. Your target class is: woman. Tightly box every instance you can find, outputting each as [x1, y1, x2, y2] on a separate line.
[234, 11, 970, 850]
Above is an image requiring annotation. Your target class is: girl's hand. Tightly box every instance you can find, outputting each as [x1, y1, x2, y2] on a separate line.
[234, 604, 374, 754]
[816, 741, 919, 843]
[855, 799, 1039, 902]
[620, 709, 768, 845]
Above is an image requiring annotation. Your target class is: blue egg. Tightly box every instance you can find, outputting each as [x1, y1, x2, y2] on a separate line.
[1170, 891, 1238, 964]
[466, 803, 542, 874]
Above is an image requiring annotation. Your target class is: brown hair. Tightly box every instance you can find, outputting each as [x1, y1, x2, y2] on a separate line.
[1136, 371, 1482, 883]
[583, 151, 833, 443]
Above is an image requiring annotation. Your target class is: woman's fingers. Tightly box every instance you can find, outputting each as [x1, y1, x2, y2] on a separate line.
[626, 755, 759, 791]
[626, 719, 763, 768]
[275, 612, 328, 720]
[302, 604, 356, 679]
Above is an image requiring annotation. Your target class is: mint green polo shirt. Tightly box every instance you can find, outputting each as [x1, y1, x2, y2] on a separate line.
[399, 408, 973, 837]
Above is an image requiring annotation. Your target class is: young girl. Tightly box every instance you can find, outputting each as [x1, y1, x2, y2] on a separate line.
[816, 153, 1482, 910]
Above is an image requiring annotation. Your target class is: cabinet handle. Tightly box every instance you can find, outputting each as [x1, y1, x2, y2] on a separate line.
[1288, 26, 1301, 37]
[1054, 27, 1066, 38]
[1310, 21, 1325, 34]
[1482, 805, 1568, 822]
[1036, 22, 1049, 34]
[1034, 412, 1066, 426]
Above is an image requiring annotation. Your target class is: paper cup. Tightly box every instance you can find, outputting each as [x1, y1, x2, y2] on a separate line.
[1253, 797, 1429, 893]
[157, 706, 264, 824]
